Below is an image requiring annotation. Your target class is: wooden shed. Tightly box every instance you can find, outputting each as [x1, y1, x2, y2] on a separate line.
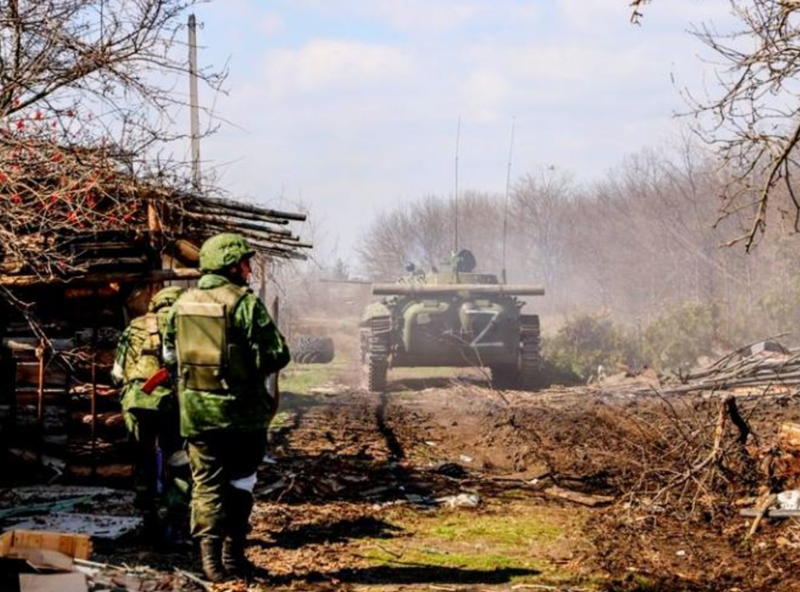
[0, 137, 310, 480]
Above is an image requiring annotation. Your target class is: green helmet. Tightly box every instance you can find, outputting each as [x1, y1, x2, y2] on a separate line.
[149, 286, 184, 312]
[199, 233, 256, 273]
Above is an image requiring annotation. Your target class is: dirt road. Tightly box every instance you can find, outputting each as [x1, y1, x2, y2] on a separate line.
[233, 353, 800, 592]
[245, 375, 597, 592]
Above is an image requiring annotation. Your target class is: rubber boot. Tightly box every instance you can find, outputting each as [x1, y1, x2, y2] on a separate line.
[222, 536, 255, 577]
[199, 538, 228, 583]
[222, 488, 256, 577]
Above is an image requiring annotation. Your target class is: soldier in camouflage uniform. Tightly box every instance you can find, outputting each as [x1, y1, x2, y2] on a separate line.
[163, 233, 290, 582]
[112, 286, 187, 537]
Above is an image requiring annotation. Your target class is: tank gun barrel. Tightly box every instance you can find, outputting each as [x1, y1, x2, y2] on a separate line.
[372, 284, 546, 297]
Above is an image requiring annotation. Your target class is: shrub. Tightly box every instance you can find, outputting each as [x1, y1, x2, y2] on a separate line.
[544, 313, 639, 382]
[757, 277, 800, 345]
[643, 301, 718, 372]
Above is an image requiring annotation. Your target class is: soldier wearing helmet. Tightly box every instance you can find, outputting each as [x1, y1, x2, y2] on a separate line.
[163, 233, 290, 582]
[112, 285, 186, 540]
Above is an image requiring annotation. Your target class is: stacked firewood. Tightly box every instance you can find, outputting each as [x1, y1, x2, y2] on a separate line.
[0, 131, 310, 284]
[174, 194, 311, 260]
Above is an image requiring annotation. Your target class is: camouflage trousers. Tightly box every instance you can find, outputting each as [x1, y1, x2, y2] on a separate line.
[187, 430, 267, 541]
[126, 408, 183, 512]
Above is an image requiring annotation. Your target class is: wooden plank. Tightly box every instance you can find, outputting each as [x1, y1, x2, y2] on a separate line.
[14, 548, 74, 571]
[14, 395, 69, 409]
[740, 508, 800, 518]
[20, 573, 88, 592]
[0, 267, 201, 288]
[67, 463, 132, 479]
[544, 486, 615, 507]
[15, 388, 69, 396]
[5, 339, 75, 354]
[0, 530, 92, 560]
[16, 363, 69, 387]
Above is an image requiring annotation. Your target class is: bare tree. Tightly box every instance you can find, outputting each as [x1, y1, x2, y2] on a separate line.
[630, 0, 652, 23]
[512, 170, 575, 290]
[0, 0, 223, 136]
[631, 0, 800, 250]
[358, 138, 800, 343]
[0, 0, 226, 276]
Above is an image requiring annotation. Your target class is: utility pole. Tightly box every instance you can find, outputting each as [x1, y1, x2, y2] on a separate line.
[188, 14, 201, 192]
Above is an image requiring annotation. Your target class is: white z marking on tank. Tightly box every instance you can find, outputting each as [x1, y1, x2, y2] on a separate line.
[465, 310, 503, 349]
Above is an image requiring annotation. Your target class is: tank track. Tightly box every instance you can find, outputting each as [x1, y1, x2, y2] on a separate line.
[519, 314, 543, 390]
[361, 315, 391, 393]
[490, 315, 542, 391]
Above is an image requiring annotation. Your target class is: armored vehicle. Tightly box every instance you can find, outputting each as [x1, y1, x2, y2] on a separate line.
[360, 250, 544, 392]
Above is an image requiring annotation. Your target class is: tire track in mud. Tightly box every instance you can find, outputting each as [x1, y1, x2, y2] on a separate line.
[375, 392, 405, 462]
[245, 390, 444, 590]
[261, 385, 580, 508]
[273, 389, 407, 461]
[260, 389, 418, 506]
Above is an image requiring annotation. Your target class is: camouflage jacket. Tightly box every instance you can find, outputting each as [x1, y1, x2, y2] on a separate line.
[163, 274, 291, 438]
[112, 308, 174, 414]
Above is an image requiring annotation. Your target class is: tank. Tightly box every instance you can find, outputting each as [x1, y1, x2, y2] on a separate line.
[360, 249, 544, 392]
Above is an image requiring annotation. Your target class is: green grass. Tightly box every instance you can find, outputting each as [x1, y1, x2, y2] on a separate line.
[360, 546, 548, 572]
[626, 574, 669, 592]
[270, 410, 292, 429]
[281, 351, 352, 395]
[424, 511, 564, 545]
[281, 363, 337, 394]
[354, 503, 594, 587]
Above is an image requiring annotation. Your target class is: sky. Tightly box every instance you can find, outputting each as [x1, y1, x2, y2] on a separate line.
[188, 0, 737, 261]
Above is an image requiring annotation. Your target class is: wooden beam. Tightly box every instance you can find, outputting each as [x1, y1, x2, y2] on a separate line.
[188, 195, 307, 222]
[0, 268, 202, 288]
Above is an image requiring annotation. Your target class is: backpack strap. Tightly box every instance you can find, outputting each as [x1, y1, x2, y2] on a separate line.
[212, 284, 250, 327]
[142, 312, 162, 360]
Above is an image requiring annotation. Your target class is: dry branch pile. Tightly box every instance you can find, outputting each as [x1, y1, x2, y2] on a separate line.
[576, 392, 800, 592]
[677, 341, 800, 392]
[591, 341, 800, 398]
[512, 393, 760, 519]
[492, 389, 791, 589]
[0, 127, 309, 283]
[599, 395, 757, 518]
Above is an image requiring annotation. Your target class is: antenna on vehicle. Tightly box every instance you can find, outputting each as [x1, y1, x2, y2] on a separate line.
[454, 117, 461, 256]
[501, 117, 516, 285]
